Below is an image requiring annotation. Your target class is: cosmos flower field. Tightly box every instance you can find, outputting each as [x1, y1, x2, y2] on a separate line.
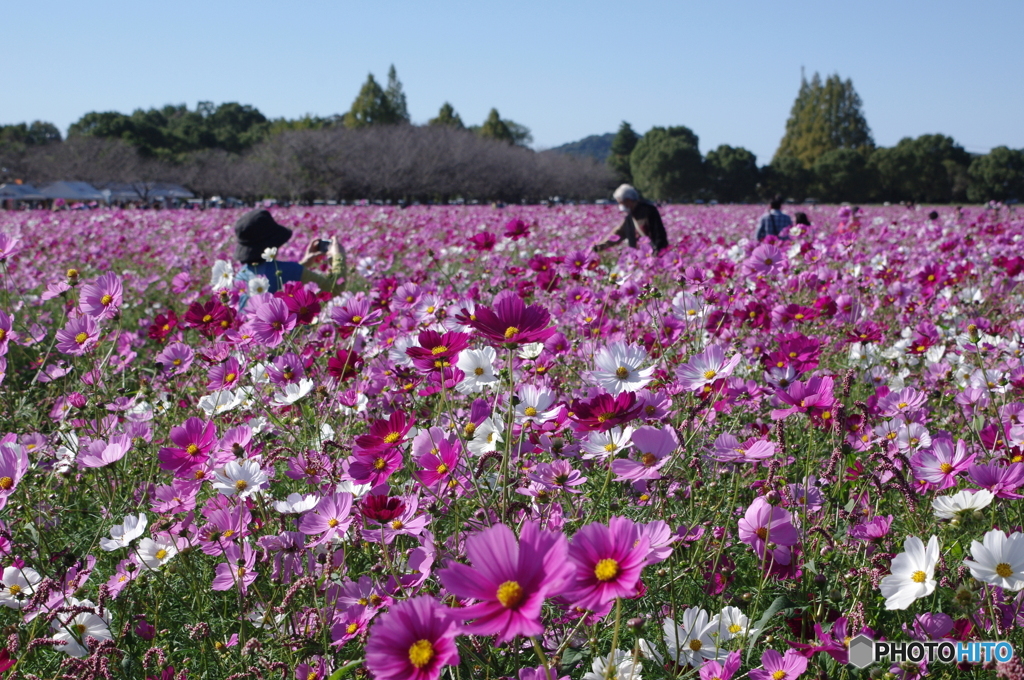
[0, 202, 1023, 679]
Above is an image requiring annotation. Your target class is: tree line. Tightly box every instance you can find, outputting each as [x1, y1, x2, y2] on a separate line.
[608, 73, 1024, 204]
[3, 68, 1023, 204]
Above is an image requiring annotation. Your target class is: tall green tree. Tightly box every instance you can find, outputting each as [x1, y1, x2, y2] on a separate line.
[810, 148, 877, 203]
[774, 72, 874, 168]
[607, 121, 639, 183]
[869, 134, 971, 202]
[343, 74, 402, 129]
[704, 145, 759, 202]
[760, 156, 811, 202]
[478, 109, 515, 144]
[968, 146, 1024, 202]
[428, 102, 464, 129]
[629, 126, 703, 201]
[385, 65, 411, 124]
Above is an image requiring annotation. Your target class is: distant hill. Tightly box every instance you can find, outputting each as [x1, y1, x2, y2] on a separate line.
[549, 133, 615, 163]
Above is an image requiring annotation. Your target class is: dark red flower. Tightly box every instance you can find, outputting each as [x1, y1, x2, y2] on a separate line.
[182, 299, 234, 337]
[328, 350, 362, 382]
[278, 286, 322, 325]
[469, 293, 555, 347]
[355, 411, 414, 453]
[504, 218, 530, 240]
[405, 330, 471, 373]
[468, 232, 497, 251]
[361, 495, 406, 522]
[148, 310, 178, 343]
[569, 392, 643, 432]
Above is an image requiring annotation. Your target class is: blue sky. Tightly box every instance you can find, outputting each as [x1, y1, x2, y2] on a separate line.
[4, 0, 1021, 163]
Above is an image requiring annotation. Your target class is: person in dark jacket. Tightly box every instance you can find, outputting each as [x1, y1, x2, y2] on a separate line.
[232, 209, 345, 293]
[593, 184, 669, 254]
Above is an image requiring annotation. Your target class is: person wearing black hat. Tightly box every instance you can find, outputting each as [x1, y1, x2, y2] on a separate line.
[232, 209, 346, 293]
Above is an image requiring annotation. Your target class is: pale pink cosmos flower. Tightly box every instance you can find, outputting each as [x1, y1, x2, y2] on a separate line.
[677, 345, 741, 392]
[56, 315, 100, 356]
[79, 272, 123, 320]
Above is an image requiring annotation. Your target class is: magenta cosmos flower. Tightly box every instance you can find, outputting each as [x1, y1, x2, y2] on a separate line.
[365, 596, 460, 680]
[0, 310, 15, 356]
[438, 521, 572, 643]
[79, 272, 123, 320]
[469, 293, 555, 347]
[564, 516, 650, 611]
[749, 649, 808, 680]
[251, 298, 296, 348]
[406, 330, 471, 373]
[737, 497, 800, 565]
[158, 417, 218, 477]
[298, 493, 354, 545]
[569, 392, 644, 432]
[56, 315, 100, 356]
[355, 411, 414, 453]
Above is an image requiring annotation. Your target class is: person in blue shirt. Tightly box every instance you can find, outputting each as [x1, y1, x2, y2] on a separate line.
[755, 196, 793, 242]
[233, 209, 345, 293]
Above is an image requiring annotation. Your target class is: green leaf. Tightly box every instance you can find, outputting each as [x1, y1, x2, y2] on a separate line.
[560, 646, 588, 668]
[803, 559, 817, 575]
[328, 660, 362, 680]
[745, 595, 794, 664]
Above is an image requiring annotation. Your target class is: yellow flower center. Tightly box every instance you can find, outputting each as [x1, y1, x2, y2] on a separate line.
[474, 367, 484, 376]
[283, 370, 294, 380]
[351, 315, 363, 323]
[222, 529, 235, 538]
[431, 345, 448, 355]
[328, 518, 340, 528]
[202, 314, 213, 323]
[497, 580, 524, 608]
[996, 563, 1014, 578]
[100, 294, 113, 305]
[641, 453, 657, 466]
[236, 566, 247, 577]
[155, 549, 168, 560]
[604, 443, 617, 452]
[373, 457, 387, 470]
[594, 558, 619, 582]
[615, 366, 630, 379]
[172, 358, 182, 366]
[74, 623, 88, 635]
[7, 584, 21, 595]
[772, 671, 787, 680]
[408, 639, 435, 668]
[67, 268, 79, 278]
[0, 477, 12, 490]
[186, 444, 200, 456]
[74, 332, 88, 344]
[703, 369, 717, 380]
[436, 463, 449, 474]
[755, 527, 768, 541]
[391, 520, 404, 530]
[225, 372, 236, 383]
[504, 326, 519, 340]
[524, 406, 538, 417]
[689, 639, 703, 651]
[235, 480, 248, 492]
[383, 432, 401, 444]
[911, 570, 927, 583]
[464, 423, 477, 437]
[939, 463, 953, 474]
[728, 623, 742, 634]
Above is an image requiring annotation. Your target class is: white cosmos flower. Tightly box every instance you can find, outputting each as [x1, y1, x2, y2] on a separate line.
[335, 479, 373, 499]
[932, 488, 994, 520]
[213, 459, 268, 499]
[199, 389, 244, 417]
[210, 260, 235, 291]
[137, 537, 179, 571]
[592, 341, 655, 395]
[518, 342, 544, 360]
[466, 417, 503, 456]
[455, 347, 498, 394]
[672, 291, 708, 321]
[879, 535, 940, 610]
[273, 492, 319, 514]
[51, 604, 112, 657]
[99, 513, 148, 551]
[662, 607, 729, 666]
[271, 378, 314, 406]
[710, 605, 759, 642]
[581, 426, 635, 460]
[514, 385, 560, 424]
[261, 247, 278, 262]
[0, 565, 42, 610]
[964, 529, 1024, 591]
[582, 648, 642, 680]
[247, 275, 270, 296]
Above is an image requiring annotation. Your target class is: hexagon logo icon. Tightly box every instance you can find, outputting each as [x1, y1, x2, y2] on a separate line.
[848, 634, 875, 669]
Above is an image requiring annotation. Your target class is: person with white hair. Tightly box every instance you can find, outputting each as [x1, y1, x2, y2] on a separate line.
[593, 184, 668, 254]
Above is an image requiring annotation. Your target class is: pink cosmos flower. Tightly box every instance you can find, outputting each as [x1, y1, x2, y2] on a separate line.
[155, 342, 194, 376]
[206, 356, 243, 391]
[504, 218, 530, 240]
[211, 542, 258, 594]
[56, 315, 100, 356]
[251, 298, 296, 348]
[747, 243, 785, 274]
[0, 311, 15, 356]
[364, 494, 431, 545]
[564, 516, 650, 611]
[0, 233, 21, 262]
[749, 649, 808, 680]
[0, 442, 30, 511]
[348, 447, 403, 487]
[364, 596, 460, 680]
[406, 330, 471, 373]
[911, 437, 975, 490]
[330, 297, 383, 328]
[414, 435, 462, 489]
[438, 521, 573, 642]
[528, 460, 588, 493]
[468, 292, 555, 347]
[158, 418, 218, 477]
[968, 462, 1024, 499]
[699, 651, 742, 680]
[770, 376, 837, 422]
[709, 433, 776, 464]
[677, 345, 741, 392]
[298, 493, 354, 545]
[77, 434, 132, 469]
[569, 392, 644, 432]
[355, 411, 414, 453]
[468, 231, 497, 251]
[79, 272, 123, 320]
[737, 497, 800, 565]
[265, 352, 304, 385]
[611, 425, 678, 481]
